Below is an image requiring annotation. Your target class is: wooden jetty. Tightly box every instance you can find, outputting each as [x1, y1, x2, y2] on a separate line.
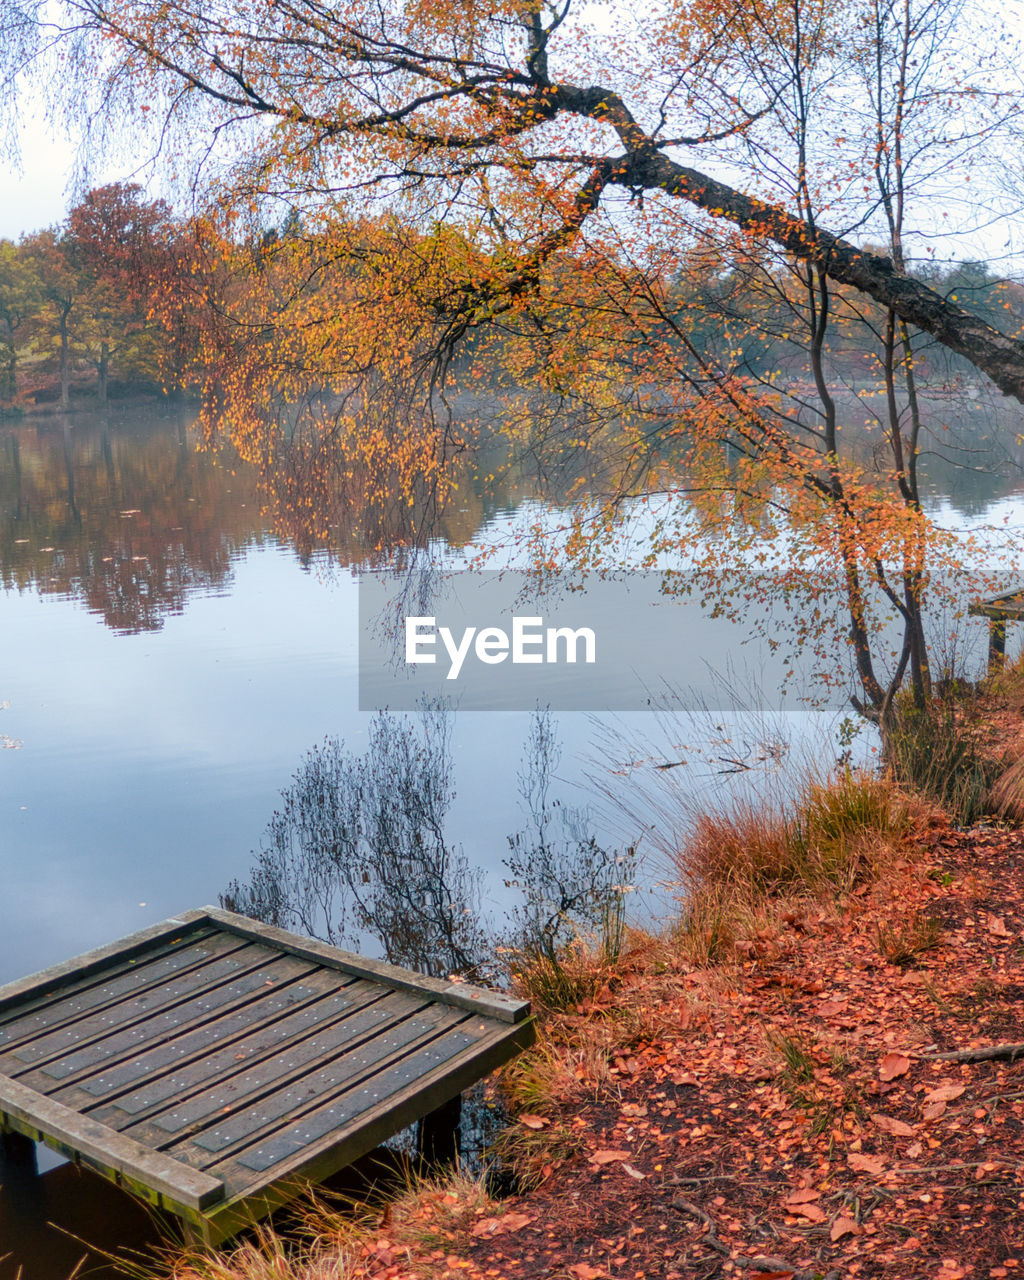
[969, 589, 1024, 672]
[0, 906, 533, 1245]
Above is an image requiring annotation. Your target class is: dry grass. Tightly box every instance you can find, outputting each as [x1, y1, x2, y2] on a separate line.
[149, 1174, 501, 1280]
[682, 770, 914, 900]
[986, 758, 1024, 822]
[876, 910, 943, 965]
[503, 936, 615, 1016]
[673, 769, 923, 965]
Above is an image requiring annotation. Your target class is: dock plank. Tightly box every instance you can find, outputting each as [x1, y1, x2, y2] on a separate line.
[0, 928, 226, 1044]
[136, 992, 447, 1150]
[0, 912, 212, 1018]
[13, 954, 317, 1081]
[0, 1072, 225, 1212]
[206, 1017, 535, 1212]
[69, 976, 373, 1110]
[233, 1028, 478, 1173]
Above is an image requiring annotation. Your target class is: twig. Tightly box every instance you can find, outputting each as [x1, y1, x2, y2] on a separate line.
[880, 1159, 1017, 1177]
[922, 1042, 1024, 1063]
[669, 1198, 837, 1277]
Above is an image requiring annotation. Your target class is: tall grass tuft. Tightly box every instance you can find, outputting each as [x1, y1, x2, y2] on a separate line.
[883, 693, 1000, 826]
[682, 769, 913, 901]
[673, 769, 920, 966]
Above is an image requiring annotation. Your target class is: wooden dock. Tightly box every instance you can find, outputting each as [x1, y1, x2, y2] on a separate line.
[0, 906, 534, 1244]
[969, 589, 1024, 672]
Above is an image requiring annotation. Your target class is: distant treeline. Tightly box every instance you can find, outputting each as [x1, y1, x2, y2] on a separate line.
[3, 181, 1022, 412]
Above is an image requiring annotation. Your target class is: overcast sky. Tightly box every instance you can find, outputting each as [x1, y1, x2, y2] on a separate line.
[0, 122, 79, 238]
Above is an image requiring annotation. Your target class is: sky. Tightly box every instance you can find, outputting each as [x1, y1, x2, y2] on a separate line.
[1, 128, 78, 238]
[2, 7, 1023, 266]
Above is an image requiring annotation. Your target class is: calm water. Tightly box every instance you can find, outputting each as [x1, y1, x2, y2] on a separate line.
[1, 396, 1023, 1276]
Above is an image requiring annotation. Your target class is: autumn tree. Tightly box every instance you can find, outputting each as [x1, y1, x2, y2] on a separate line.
[22, 229, 79, 410]
[8, 0, 1024, 717]
[0, 238, 41, 403]
[67, 182, 175, 399]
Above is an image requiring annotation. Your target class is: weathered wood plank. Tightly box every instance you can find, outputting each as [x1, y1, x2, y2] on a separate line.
[68, 975, 371, 1112]
[204, 1017, 536, 1219]
[0, 912, 212, 1018]
[231, 1028, 479, 1173]
[0, 1073, 225, 1212]
[201, 907, 530, 1024]
[142, 994, 450, 1154]
[11, 954, 316, 1083]
[0, 932, 244, 1050]
[99, 983, 396, 1126]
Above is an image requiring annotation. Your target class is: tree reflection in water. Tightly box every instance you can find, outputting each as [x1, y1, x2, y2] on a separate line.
[224, 704, 633, 983]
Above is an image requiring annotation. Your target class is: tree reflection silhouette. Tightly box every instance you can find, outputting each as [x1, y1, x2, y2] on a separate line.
[224, 705, 633, 981]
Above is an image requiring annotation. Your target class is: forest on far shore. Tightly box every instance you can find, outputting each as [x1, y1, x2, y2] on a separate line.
[3, 180, 1022, 415]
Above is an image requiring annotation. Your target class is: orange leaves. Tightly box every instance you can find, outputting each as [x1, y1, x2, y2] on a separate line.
[519, 1113, 549, 1129]
[830, 1215, 862, 1242]
[588, 1148, 631, 1165]
[784, 1187, 826, 1222]
[871, 1112, 916, 1137]
[986, 914, 1012, 938]
[470, 1211, 533, 1238]
[878, 1051, 912, 1081]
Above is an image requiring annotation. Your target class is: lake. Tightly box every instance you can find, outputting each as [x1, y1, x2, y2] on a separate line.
[1, 393, 1023, 1275]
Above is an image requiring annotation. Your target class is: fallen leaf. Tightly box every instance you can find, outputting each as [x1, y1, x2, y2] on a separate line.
[924, 1083, 965, 1104]
[871, 1112, 916, 1137]
[621, 1163, 646, 1180]
[818, 1000, 848, 1016]
[830, 1215, 862, 1242]
[470, 1217, 503, 1239]
[502, 1213, 533, 1231]
[471, 1212, 533, 1238]
[921, 1100, 947, 1121]
[848, 1153, 885, 1176]
[569, 1265, 605, 1280]
[589, 1149, 631, 1165]
[987, 914, 1011, 938]
[879, 1052, 912, 1081]
[519, 1114, 549, 1130]
[785, 1187, 822, 1204]
[789, 1202, 826, 1222]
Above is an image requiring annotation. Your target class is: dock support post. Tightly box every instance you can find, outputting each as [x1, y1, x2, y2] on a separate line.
[0, 1129, 38, 1176]
[989, 618, 1008, 674]
[417, 1094, 462, 1169]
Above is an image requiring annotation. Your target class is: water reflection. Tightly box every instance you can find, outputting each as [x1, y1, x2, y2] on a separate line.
[0, 1154, 164, 1280]
[0, 406, 265, 633]
[2, 391, 1022, 640]
[224, 702, 489, 978]
[224, 705, 633, 982]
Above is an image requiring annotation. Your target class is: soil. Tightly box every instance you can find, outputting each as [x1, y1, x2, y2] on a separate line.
[339, 816, 1024, 1280]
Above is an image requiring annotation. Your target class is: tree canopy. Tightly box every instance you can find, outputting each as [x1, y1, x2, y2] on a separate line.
[4, 0, 1024, 720]
[10, 0, 1021, 396]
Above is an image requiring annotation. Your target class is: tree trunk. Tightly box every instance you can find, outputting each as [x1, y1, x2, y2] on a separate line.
[1, 318, 15, 402]
[59, 306, 71, 411]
